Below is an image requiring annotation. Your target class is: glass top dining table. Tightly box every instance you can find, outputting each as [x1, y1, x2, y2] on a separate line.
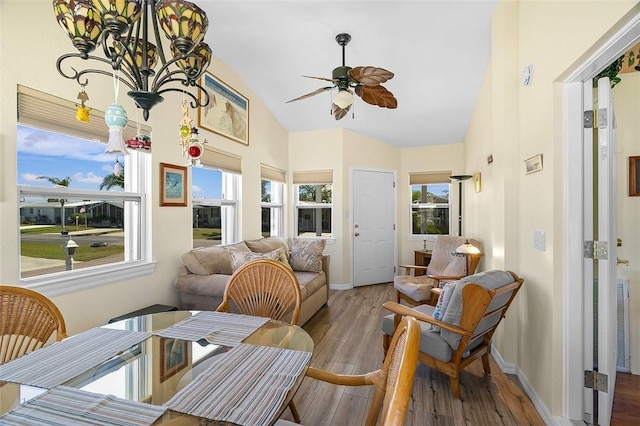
[0, 310, 314, 425]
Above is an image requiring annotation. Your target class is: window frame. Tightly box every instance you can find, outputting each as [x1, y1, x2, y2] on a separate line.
[261, 179, 284, 238]
[294, 183, 333, 238]
[409, 182, 452, 238]
[18, 151, 154, 297]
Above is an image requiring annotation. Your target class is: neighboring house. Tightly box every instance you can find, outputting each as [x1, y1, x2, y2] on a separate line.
[19, 201, 123, 227]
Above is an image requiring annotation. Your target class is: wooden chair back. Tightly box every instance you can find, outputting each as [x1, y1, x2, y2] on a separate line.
[303, 315, 420, 426]
[0, 285, 67, 364]
[217, 259, 302, 325]
[384, 271, 524, 399]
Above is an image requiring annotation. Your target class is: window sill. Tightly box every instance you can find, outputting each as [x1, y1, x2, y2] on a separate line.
[20, 260, 157, 298]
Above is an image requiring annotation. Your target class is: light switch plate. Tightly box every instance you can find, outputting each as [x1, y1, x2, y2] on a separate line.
[533, 230, 545, 251]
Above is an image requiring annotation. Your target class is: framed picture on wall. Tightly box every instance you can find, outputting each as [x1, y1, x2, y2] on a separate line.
[629, 156, 640, 196]
[160, 162, 187, 206]
[198, 72, 249, 146]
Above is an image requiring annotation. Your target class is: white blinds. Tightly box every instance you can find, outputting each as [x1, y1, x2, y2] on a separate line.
[199, 146, 242, 174]
[292, 170, 333, 184]
[409, 171, 452, 185]
[260, 164, 286, 183]
[17, 85, 151, 143]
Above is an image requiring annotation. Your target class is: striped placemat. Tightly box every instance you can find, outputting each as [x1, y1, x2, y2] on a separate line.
[165, 343, 311, 426]
[0, 386, 166, 425]
[156, 311, 269, 346]
[0, 328, 151, 388]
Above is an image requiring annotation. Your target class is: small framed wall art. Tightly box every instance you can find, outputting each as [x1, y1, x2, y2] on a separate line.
[629, 156, 640, 196]
[524, 154, 543, 175]
[160, 162, 187, 206]
[198, 72, 249, 146]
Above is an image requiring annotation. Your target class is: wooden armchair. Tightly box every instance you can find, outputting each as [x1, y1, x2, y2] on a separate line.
[382, 270, 523, 399]
[0, 285, 67, 364]
[276, 315, 420, 426]
[216, 259, 303, 422]
[394, 236, 481, 306]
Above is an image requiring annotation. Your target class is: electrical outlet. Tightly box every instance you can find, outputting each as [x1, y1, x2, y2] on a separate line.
[533, 230, 545, 251]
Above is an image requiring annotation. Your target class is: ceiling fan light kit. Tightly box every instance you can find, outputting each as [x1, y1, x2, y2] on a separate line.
[287, 33, 397, 120]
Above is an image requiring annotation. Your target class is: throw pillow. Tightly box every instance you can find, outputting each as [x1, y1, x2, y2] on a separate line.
[245, 237, 290, 254]
[272, 247, 292, 270]
[229, 250, 280, 273]
[429, 281, 456, 332]
[182, 241, 250, 276]
[290, 238, 325, 273]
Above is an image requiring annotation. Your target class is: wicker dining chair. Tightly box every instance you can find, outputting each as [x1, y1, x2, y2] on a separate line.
[276, 315, 420, 426]
[216, 258, 303, 422]
[0, 285, 68, 364]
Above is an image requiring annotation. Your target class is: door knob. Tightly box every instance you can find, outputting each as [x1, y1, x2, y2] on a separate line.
[617, 257, 629, 266]
[354, 232, 360, 237]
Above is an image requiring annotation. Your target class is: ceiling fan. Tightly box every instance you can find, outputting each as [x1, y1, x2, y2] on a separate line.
[286, 33, 397, 120]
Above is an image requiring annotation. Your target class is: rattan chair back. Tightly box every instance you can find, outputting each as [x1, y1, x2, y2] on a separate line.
[0, 285, 67, 364]
[216, 259, 303, 325]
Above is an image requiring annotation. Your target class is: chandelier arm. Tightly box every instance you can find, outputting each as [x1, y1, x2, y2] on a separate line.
[151, 65, 190, 91]
[156, 80, 210, 109]
[56, 53, 137, 91]
[150, 0, 169, 70]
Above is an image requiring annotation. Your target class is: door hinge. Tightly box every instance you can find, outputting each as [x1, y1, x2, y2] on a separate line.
[584, 370, 608, 393]
[597, 107, 608, 128]
[393, 181, 396, 188]
[583, 110, 594, 128]
[583, 240, 608, 260]
[393, 224, 396, 230]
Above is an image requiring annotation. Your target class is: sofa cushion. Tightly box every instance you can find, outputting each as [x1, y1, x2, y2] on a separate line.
[229, 250, 281, 272]
[245, 237, 289, 254]
[382, 304, 452, 362]
[182, 241, 251, 276]
[290, 238, 325, 273]
[440, 270, 515, 350]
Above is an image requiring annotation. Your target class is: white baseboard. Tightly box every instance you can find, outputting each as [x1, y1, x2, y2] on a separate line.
[491, 344, 557, 425]
[329, 283, 352, 291]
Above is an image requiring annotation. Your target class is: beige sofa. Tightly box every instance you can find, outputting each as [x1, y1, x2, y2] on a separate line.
[174, 237, 330, 326]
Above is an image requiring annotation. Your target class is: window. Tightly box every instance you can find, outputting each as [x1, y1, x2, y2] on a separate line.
[260, 164, 286, 238]
[16, 86, 153, 294]
[293, 170, 333, 238]
[192, 146, 241, 247]
[192, 166, 239, 247]
[409, 172, 451, 235]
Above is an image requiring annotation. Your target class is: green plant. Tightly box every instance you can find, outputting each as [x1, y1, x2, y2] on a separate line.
[594, 55, 625, 88]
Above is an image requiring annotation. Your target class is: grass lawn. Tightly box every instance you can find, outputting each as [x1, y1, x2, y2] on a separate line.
[21, 241, 124, 261]
[20, 225, 118, 235]
[193, 228, 222, 241]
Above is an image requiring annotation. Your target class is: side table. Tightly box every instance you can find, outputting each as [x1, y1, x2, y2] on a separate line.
[414, 250, 432, 276]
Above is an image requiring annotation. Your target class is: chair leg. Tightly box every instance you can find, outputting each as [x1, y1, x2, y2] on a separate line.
[481, 352, 492, 375]
[288, 400, 301, 423]
[449, 376, 462, 400]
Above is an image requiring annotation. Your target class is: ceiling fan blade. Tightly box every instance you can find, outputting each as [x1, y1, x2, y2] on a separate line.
[302, 75, 334, 82]
[349, 66, 394, 86]
[286, 86, 333, 103]
[332, 103, 351, 120]
[355, 84, 398, 109]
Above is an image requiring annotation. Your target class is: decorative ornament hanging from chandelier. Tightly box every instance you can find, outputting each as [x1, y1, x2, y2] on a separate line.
[52, 0, 212, 121]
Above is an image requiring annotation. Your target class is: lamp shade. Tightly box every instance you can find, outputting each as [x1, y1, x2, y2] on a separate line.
[115, 39, 158, 70]
[91, 0, 141, 35]
[333, 89, 354, 109]
[155, 0, 208, 54]
[455, 240, 481, 254]
[171, 42, 212, 80]
[53, 0, 103, 58]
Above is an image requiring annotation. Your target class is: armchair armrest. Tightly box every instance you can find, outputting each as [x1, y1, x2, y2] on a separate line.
[306, 366, 377, 387]
[382, 301, 471, 337]
[398, 264, 428, 275]
[426, 274, 464, 281]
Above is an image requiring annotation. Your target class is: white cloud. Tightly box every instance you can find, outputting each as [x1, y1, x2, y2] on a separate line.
[192, 184, 202, 193]
[72, 172, 103, 184]
[22, 173, 42, 182]
[17, 125, 114, 163]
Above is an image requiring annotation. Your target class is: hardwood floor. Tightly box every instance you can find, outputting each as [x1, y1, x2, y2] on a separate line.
[280, 283, 544, 425]
[612, 372, 640, 425]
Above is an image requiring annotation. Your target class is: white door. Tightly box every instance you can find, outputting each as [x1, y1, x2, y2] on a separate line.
[352, 169, 395, 287]
[583, 76, 618, 425]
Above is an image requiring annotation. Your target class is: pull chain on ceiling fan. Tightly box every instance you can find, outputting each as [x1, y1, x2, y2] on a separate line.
[286, 33, 397, 120]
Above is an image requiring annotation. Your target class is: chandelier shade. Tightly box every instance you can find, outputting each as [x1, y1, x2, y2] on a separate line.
[53, 0, 103, 58]
[53, 0, 211, 121]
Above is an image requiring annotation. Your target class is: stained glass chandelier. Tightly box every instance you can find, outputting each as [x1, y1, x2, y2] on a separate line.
[53, 0, 212, 120]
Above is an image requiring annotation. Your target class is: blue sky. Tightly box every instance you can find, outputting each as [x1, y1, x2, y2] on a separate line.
[17, 125, 222, 199]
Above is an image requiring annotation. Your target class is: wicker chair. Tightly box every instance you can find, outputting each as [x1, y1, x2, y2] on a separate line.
[276, 315, 420, 426]
[216, 259, 303, 422]
[0, 285, 67, 364]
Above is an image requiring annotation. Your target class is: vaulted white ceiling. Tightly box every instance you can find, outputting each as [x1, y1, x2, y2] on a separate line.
[202, 1, 497, 148]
